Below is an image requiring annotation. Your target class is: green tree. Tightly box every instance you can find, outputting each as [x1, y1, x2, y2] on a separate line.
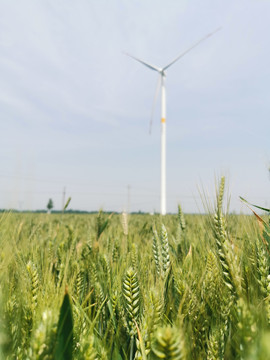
[47, 198, 54, 214]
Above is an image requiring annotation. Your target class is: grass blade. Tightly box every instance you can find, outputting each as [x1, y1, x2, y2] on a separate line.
[54, 288, 73, 360]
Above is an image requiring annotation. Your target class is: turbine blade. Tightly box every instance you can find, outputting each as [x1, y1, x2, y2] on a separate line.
[149, 75, 161, 134]
[123, 52, 160, 72]
[162, 27, 222, 71]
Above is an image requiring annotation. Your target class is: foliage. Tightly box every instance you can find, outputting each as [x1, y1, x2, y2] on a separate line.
[47, 198, 54, 212]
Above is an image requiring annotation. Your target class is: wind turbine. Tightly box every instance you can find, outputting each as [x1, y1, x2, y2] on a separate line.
[125, 28, 221, 215]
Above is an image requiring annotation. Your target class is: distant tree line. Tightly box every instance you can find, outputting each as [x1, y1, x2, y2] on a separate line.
[0, 209, 164, 215]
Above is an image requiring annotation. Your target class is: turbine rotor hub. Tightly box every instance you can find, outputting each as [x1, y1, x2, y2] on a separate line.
[159, 69, 166, 77]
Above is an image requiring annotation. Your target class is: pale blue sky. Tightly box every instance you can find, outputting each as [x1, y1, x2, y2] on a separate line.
[0, 0, 269, 213]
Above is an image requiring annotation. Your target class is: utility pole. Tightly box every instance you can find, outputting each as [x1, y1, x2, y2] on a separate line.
[62, 186, 66, 212]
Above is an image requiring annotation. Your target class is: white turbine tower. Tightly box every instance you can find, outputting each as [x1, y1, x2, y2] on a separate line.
[125, 28, 221, 215]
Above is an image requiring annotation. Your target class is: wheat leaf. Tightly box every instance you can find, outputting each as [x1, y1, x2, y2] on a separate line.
[54, 289, 73, 360]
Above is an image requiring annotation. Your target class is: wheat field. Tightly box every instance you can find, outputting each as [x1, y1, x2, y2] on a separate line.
[0, 178, 269, 359]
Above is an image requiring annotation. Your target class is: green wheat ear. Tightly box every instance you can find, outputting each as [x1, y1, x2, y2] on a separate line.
[161, 224, 170, 276]
[26, 261, 39, 311]
[78, 336, 99, 360]
[207, 327, 225, 360]
[151, 327, 184, 360]
[123, 267, 141, 332]
[131, 243, 138, 271]
[152, 226, 161, 275]
[177, 204, 186, 232]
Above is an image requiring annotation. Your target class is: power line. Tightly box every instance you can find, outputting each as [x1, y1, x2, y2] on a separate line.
[0, 173, 163, 191]
[0, 188, 269, 202]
